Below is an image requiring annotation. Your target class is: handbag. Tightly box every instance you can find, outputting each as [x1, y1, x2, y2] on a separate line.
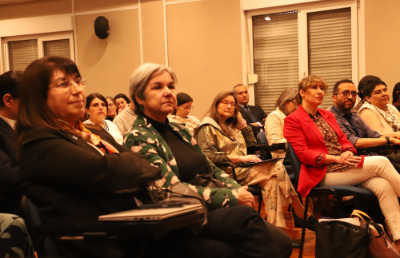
[145, 182, 208, 227]
[351, 210, 400, 258]
[315, 218, 370, 258]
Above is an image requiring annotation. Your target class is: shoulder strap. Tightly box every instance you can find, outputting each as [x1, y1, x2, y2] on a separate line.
[350, 209, 373, 223]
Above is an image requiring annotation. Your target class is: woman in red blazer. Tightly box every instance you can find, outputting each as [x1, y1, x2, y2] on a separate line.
[284, 75, 400, 249]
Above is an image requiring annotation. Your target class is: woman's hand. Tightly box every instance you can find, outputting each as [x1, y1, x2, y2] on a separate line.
[339, 151, 354, 162]
[240, 155, 262, 163]
[238, 186, 255, 207]
[235, 112, 247, 130]
[336, 155, 361, 166]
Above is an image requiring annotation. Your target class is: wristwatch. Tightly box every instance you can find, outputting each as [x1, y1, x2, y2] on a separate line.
[385, 136, 391, 145]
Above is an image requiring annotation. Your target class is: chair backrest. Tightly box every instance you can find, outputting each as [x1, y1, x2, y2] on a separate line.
[21, 196, 61, 257]
[285, 142, 301, 181]
[257, 132, 267, 144]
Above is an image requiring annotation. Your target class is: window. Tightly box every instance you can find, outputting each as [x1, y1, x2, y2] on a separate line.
[253, 11, 299, 112]
[8, 39, 38, 71]
[308, 8, 352, 109]
[249, 2, 357, 112]
[2, 33, 74, 72]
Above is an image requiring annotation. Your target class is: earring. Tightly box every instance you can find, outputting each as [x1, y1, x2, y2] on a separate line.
[140, 105, 144, 111]
[86, 113, 90, 119]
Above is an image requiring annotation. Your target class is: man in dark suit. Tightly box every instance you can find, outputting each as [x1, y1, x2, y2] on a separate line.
[0, 71, 23, 214]
[233, 84, 267, 139]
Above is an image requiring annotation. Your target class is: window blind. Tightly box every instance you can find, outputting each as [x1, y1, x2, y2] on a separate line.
[8, 39, 38, 71]
[43, 39, 71, 58]
[308, 8, 352, 110]
[253, 11, 299, 113]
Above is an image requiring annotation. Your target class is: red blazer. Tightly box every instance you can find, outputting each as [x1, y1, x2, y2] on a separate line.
[283, 105, 356, 196]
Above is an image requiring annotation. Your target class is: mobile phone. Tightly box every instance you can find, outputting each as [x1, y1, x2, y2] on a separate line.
[138, 202, 185, 209]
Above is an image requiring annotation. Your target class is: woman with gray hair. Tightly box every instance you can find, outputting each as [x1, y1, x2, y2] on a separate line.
[124, 63, 293, 258]
[265, 88, 298, 158]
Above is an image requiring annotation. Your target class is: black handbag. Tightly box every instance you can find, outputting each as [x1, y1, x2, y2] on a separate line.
[146, 182, 208, 227]
[315, 220, 370, 258]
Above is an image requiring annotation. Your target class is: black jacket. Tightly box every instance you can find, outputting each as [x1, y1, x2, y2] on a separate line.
[239, 105, 267, 139]
[19, 126, 160, 258]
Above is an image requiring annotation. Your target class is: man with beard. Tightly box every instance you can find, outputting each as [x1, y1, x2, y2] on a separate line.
[330, 79, 400, 171]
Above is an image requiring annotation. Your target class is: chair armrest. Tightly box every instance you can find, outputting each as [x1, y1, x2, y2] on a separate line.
[34, 213, 205, 238]
[214, 161, 237, 181]
[356, 144, 400, 155]
[247, 143, 286, 153]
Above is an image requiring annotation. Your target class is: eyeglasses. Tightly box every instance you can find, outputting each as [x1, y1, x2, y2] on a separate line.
[180, 105, 194, 111]
[335, 90, 357, 98]
[49, 78, 87, 90]
[220, 101, 237, 107]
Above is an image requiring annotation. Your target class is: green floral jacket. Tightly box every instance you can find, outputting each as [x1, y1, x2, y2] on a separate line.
[125, 115, 241, 210]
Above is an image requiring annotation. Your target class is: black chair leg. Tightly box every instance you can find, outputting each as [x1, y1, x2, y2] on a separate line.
[334, 193, 343, 218]
[299, 196, 309, 258]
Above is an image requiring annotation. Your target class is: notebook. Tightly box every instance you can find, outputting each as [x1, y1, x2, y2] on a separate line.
[98, 204, 202, 221]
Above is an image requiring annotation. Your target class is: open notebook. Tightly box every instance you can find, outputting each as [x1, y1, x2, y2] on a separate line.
[99, 204, 202, 221]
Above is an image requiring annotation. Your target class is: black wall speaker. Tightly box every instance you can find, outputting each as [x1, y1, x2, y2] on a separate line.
[94, 16, 110, 39]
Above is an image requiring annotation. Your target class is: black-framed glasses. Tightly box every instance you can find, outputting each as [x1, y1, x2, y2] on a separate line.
[335, 90, 357, 98]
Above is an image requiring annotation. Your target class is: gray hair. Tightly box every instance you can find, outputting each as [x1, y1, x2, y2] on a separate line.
[233, 84, 246, 96]
[275, 88, 298, 115]
[129, 63, 177, 115]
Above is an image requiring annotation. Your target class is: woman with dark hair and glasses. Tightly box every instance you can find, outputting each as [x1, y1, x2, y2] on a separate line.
[392, 82, 400, 112]
[194, 91, 315, 230]
[16, 56, 161, 258]
[105, 96, 118, 121]
[358, 78, 400, 137]
[84, 92, 123, 144]
[168, 92, 200, 135]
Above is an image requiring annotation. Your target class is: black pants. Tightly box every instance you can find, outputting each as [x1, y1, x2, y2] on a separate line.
[58, 206, 292, 258]
[178, 205, 292, 258]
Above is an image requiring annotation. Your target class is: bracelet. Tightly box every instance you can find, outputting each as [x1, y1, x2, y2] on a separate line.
[385, 136, 391, 145]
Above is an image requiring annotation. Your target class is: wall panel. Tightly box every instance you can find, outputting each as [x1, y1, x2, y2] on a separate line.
[75, 0, 138, 13]
[0, 0, 71, 20]
[141, 0, 166, 64]
[364, 0, 400, 94]
[166, 0, 243, 118]
[75, 9, 141, 98]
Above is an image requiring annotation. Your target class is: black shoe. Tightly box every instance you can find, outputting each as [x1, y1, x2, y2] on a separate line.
[293, 213, 318, 231]
[292, 241, 301, 248]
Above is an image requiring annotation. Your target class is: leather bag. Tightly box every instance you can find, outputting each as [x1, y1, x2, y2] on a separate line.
[146, 182, 208, 227]
[351, 210, 400, 258]
[315, 219, 370, 258]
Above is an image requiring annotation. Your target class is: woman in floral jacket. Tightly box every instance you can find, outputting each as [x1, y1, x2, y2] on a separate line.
[124, 62, 293, 258]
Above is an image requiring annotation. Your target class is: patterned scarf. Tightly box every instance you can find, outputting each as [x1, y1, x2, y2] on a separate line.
[370, 103, 400, 132]
[58, 119, 118, 155]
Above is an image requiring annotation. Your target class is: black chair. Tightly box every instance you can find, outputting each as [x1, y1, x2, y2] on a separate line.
[215, 161, 263, 213]
[257, 131, 267, 144]
[356, 144, 400, 156]
[285, 142, 377, 258]
[21, 196, 205, 257]
[216, 142, 294, 214]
